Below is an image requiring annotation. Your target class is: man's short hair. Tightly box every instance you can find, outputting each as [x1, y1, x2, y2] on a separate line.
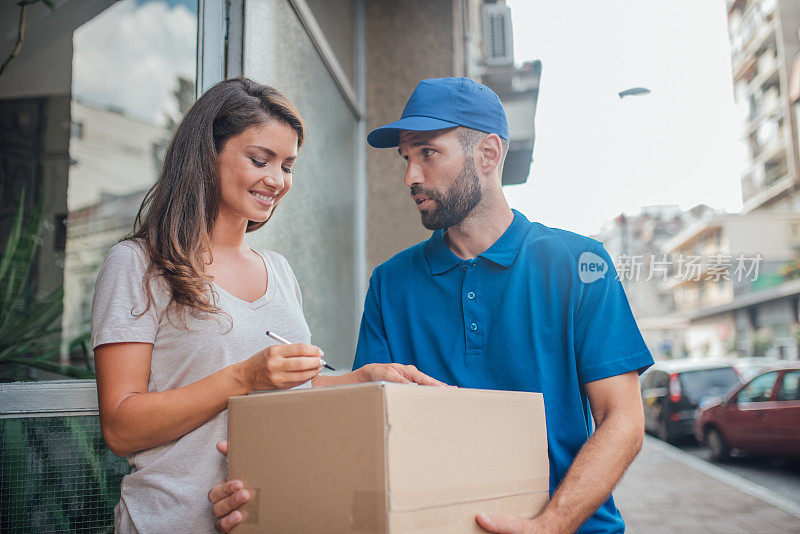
[455, 126, 509, 175]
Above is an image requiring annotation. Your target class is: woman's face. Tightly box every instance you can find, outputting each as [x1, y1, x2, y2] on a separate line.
[216, 120, 298, 225]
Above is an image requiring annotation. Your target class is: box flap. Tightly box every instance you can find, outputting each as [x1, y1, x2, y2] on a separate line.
[383, 384, 548, 513]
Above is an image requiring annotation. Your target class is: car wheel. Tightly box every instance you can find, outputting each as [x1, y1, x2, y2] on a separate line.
[657, 415, 672, 443]
[706, 427, 730, 463]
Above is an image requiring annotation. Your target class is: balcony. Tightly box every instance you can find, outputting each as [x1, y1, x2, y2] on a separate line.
[742, 174, 793, 213]
[731, 2, 777, 77]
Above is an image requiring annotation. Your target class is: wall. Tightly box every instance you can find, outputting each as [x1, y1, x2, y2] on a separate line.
[243, 0, 361, 369]
[364, 0, 461, 273]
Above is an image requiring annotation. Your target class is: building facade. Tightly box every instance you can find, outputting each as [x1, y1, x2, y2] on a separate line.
[727, 0, 800, 212]
[660, 210, 800, 359]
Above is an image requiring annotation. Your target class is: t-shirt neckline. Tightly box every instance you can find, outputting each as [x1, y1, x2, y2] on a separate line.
[211, 249, 276, 309]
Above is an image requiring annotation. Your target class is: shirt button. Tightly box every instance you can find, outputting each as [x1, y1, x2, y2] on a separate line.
[470, 322, 478, 331]
[467, 291, 475, 300]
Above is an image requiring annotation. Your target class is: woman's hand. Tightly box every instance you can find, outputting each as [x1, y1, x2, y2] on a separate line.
[209, 441, 249, 532]
[236, 343, 323, 392]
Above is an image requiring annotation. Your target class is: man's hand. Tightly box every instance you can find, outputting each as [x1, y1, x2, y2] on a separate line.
[209, 441, 250, 532]
[356, 362, 447, 386]
[476, 372, 643, 534]
[475, 513, 559, 534]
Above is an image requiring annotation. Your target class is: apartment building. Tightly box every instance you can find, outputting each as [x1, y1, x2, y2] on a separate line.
[727, 0, 800, 212]
[660, 210, 800, 359]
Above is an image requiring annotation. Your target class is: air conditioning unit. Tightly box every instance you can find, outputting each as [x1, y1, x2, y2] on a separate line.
[482, 4, 514, 66]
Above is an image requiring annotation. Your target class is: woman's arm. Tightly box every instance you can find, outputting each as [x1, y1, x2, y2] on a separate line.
[95, 341, 323, 457]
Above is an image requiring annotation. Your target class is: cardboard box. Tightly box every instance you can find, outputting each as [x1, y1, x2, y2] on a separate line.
[227, 382, 549, 533]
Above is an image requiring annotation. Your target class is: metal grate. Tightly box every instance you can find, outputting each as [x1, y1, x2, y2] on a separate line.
[0, 416, 129, 533]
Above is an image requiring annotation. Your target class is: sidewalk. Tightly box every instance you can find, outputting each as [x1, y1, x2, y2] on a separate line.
[615, 435, 800, 533]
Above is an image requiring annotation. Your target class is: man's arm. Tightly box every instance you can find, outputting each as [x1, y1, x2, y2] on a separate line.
[476, 371, 644, 534]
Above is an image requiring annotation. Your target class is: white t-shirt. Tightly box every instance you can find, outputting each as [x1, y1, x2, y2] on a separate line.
[91, 240, 312, 533]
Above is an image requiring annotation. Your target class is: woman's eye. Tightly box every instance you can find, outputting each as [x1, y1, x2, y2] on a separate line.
[282, 167, 293, 174]
[250, 158, 267, 168]
[422, 148, 435, 157]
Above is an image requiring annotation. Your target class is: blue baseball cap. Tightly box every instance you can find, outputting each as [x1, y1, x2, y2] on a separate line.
[367, 77, 509, 148]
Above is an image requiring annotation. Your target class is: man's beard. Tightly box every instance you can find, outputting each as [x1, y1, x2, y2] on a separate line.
[411, 156, 482, 231]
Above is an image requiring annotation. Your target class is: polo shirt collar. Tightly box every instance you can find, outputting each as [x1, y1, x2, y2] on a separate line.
[424, 209, 531, 275]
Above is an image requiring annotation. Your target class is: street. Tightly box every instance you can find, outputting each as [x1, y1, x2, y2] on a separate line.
[677, 440, 800, 507]
[616, 436, 800, 533]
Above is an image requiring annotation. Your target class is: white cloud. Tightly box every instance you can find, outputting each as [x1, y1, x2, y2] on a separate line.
[72, 0, 196, 125]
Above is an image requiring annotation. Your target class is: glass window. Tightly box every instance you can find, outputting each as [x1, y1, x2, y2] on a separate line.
[0, 0, 198, 382]
[640, 371, 654, 389]
[737, 371, 779, 403]
[777, 370, 800, 401]
[679, 367, 741, 404]
[652, 371, 669, 389]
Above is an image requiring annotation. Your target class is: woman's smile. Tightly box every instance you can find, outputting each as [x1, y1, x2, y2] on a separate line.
[250, 189, 277, 207]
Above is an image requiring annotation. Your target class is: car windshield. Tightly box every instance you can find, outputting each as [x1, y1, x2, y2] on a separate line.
[679, 367, 740, 404]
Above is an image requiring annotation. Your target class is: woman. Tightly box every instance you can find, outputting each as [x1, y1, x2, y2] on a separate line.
[92, 77, 439, 533]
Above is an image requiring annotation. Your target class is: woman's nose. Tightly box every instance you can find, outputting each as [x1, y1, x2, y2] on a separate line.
[262, 165, 284, 189]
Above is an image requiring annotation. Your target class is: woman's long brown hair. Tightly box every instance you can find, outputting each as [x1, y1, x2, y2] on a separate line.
[128, 77, 305, 322]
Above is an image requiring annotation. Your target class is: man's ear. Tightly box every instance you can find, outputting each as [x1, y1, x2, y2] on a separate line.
[478, 133, 503, 176]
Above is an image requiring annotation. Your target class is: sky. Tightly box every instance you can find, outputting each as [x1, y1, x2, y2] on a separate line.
[504, 0, 745, 236]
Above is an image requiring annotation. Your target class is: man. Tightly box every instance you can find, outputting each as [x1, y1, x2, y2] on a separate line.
[213, 77, 653, 533]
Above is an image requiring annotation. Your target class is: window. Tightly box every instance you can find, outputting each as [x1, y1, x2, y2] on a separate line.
[737, 371, 779, 403]
[777, 370, 800, 401]
[0, 0, 198, 382]
[0, 1, 202, 529]
[679, 367, 740, 404]
[70, 121, 84, 139]
[652, 371, 669, 389]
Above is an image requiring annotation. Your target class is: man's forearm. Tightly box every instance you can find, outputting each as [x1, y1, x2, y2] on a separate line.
[534, 414, 644, 533]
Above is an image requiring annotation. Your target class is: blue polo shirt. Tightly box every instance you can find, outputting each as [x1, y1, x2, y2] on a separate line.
[353, 209, 653, 533]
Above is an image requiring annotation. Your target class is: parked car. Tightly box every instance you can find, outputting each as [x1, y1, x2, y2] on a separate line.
[730, 357, 781, 381]
[640, 359, 741, 443]
[695, 363, 800, 462]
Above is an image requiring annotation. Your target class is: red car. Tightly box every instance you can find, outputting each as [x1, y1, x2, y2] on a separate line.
[694, 363, 800, 462]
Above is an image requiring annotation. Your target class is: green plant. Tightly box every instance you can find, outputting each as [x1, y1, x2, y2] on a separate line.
[0, 416, 127, 533]
[752, 327, 774, 358]
[779, 258, 800, 280]
[0, 185, 94, 380]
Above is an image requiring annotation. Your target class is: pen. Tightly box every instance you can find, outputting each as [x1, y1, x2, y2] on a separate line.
[266, 330, 336, 371]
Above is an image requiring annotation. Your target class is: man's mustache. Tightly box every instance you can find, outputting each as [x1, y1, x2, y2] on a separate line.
[410, 184, 442, 201]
